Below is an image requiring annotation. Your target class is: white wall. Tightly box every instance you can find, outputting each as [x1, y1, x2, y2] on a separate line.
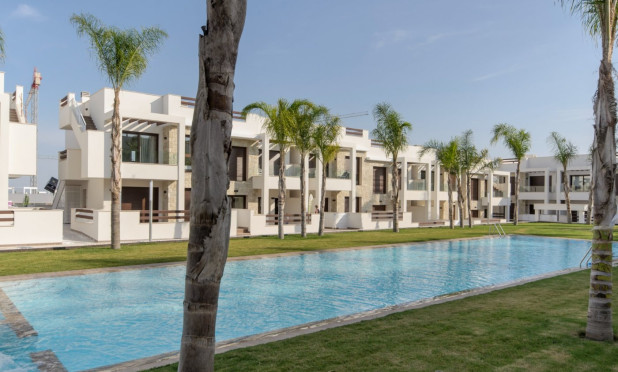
[0, 209, 63, 245]
[8, 123, 36, 176]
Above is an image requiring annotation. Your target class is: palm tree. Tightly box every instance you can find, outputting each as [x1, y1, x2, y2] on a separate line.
[0, 27, 6, 63]
[490, 123, 531, 226]
[242, 99, 307, 239]
[313, 114, 341, 236]
[547, 132, 578, 224]
[560, 0, 616, 341]
[459, 130, 500, 228]
[420, 139, 459, 229]
[586, 143, 594, 225]
[178, 2, 246, 370]
[289, 102, 326, 237]
[371, 103, 412, 232]
[71, 14, 167, 249]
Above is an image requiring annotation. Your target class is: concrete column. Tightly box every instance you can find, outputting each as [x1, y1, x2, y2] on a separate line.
[544, 169, 549, 204]
[303, 155, 309, 213]
[487, 171, 494, 219]
[350, 146, 357, 212]
[506, 174, 512, 222]
[0, 73, 9, 209]
[176, 123, 185, 211]
[400, 157, 407, 212]
[425, 162, 431, 220]
[433, 162, 440, 219]
[261, 133, 269, 214]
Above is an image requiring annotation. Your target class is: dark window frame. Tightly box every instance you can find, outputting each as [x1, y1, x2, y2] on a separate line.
[122, 131, 158, 164]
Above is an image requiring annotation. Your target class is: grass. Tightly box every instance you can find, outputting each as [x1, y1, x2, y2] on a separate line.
[0, 222, 611, 277]
[151, 267, 618, 372]
[1, 222, 616, 370]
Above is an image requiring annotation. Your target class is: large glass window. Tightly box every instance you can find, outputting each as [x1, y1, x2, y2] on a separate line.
[122, 132, 158, 163]
[570, 175, 590, 192]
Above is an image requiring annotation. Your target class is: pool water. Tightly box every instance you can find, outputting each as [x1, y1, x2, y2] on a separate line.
[0, 236, 597, 371]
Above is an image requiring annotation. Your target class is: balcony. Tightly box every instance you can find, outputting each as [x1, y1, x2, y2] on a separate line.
[493, 189, 504, 198]
[519, 185, 545, 192]
[407, 179, 427, 191]
[326, 169, 351, 179]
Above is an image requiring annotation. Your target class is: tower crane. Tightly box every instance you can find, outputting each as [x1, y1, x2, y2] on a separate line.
[24, 68, 42, 187]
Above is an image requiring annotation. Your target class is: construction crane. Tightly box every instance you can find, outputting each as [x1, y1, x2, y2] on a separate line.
[24, 68, 42, 188]
[335, 111, 368, 120]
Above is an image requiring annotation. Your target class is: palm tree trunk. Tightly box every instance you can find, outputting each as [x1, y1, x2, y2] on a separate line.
[319, 162, 327, 236]
[178, 2, 246, 370]
[587, 177, 594, 225]
[586, 57, 615, 342]
[110, 87, 122, 250]
[457, 173, 464, 229]
[466, 173, 472, 228]
[447, 173, 454, 229]
[278, 148, 286, 240]
[300, 152, 306, 237]
[392, 160, 399, 233]
[563, 166, 572, 224]
[514, 161, 520, 226]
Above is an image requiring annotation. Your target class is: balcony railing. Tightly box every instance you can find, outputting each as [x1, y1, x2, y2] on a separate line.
[519, 185, 545, 192]
[493, 189, 504, 197]
[407, 179, 427, 191]
[326, 170, 351, 179]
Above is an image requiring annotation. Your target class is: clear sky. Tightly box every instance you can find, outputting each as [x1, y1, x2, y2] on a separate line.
[2, 0, 601, 188]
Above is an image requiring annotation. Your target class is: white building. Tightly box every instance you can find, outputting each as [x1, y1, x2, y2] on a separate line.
[57, 87, 509, 242]
[0, 72, 62, 245]
[498, 154, 595, 223]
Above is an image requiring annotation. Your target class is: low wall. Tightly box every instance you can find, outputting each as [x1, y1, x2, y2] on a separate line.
[324, 212, 348, 229]
[72, 208, 238, 242]
[0, 209, 63, 245]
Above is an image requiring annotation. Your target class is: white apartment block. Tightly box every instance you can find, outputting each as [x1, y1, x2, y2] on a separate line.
[0, 72, 62, 245]
[498, 154, 598, 223]
[57, 87, 510, 242]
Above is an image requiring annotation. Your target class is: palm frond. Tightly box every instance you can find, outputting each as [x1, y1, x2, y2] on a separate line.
[0, 27, 6, 63]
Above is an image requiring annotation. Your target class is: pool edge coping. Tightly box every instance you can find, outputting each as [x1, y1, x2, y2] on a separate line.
[0, 234, 561, 282]
[84, 264, 588, 372]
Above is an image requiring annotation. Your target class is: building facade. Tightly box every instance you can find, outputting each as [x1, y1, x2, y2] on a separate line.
[0, 72, 62, 245]
[58, 87, 510, 242]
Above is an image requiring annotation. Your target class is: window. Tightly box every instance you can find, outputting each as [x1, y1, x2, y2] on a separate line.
[270, 150, 281, 176]
[356, 157, 362, 185]
[570, 175, 590, 192]
[344, 197, 350, 212]
[230, 195, 246, 209]
[373, 167, 387, 193]
[229, 146, 247, 181]
[122, 132, 158, 163]
[185, 135, 191, 171]
[355, 197, 361, 213]
[471, 178, 479, 201]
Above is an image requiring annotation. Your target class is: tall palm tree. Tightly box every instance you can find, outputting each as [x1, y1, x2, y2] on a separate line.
[289, 102, 326, 237]
[490, 123, 531, 226]
[547, 132, 578, 223]
[560, 0, 616, 341]
[313, 114, 341, 236]
[586, 143, 595, 225]
[459, 130, 500, 228]
[178, 2, 246, 370]
[371, 103, 412, 232]
[0, 27, 6, 63]
[420, 139, 459, 229]
[242, 99, 307, 239]
[71, 13, 167, 249]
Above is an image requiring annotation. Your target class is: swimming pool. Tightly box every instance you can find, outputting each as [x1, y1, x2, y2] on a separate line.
[0, 236, 596, 371]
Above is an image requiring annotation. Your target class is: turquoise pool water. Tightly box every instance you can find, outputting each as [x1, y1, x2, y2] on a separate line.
[0, 236, 596, 371]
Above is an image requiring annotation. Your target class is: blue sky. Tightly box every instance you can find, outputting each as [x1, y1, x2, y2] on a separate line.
[3, 1, 600, 188]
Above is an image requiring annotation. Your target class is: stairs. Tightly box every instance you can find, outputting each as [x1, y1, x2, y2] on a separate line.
[236, 227, 250, 236]
[9, 108, 18, 122]
[83, 115, 97, 130]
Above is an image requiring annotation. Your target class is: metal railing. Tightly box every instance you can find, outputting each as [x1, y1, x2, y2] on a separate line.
[326, 170, 351, 179]
[519, 185, 545, 192]
[371, 211, 403, 221]
[266, 213, 312, 225]
[139, 210, 189, 223]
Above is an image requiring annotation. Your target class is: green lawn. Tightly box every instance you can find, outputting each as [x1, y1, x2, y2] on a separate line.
[151, 267, 618, 372]
[1, 222, 616, 371]
[0, 222, 609, 277]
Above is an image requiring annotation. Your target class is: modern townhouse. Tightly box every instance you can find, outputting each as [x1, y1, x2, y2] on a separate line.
[57, 87, 509, 242]
[497, 154, 597, 223]
[0, 71, 63, 245]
